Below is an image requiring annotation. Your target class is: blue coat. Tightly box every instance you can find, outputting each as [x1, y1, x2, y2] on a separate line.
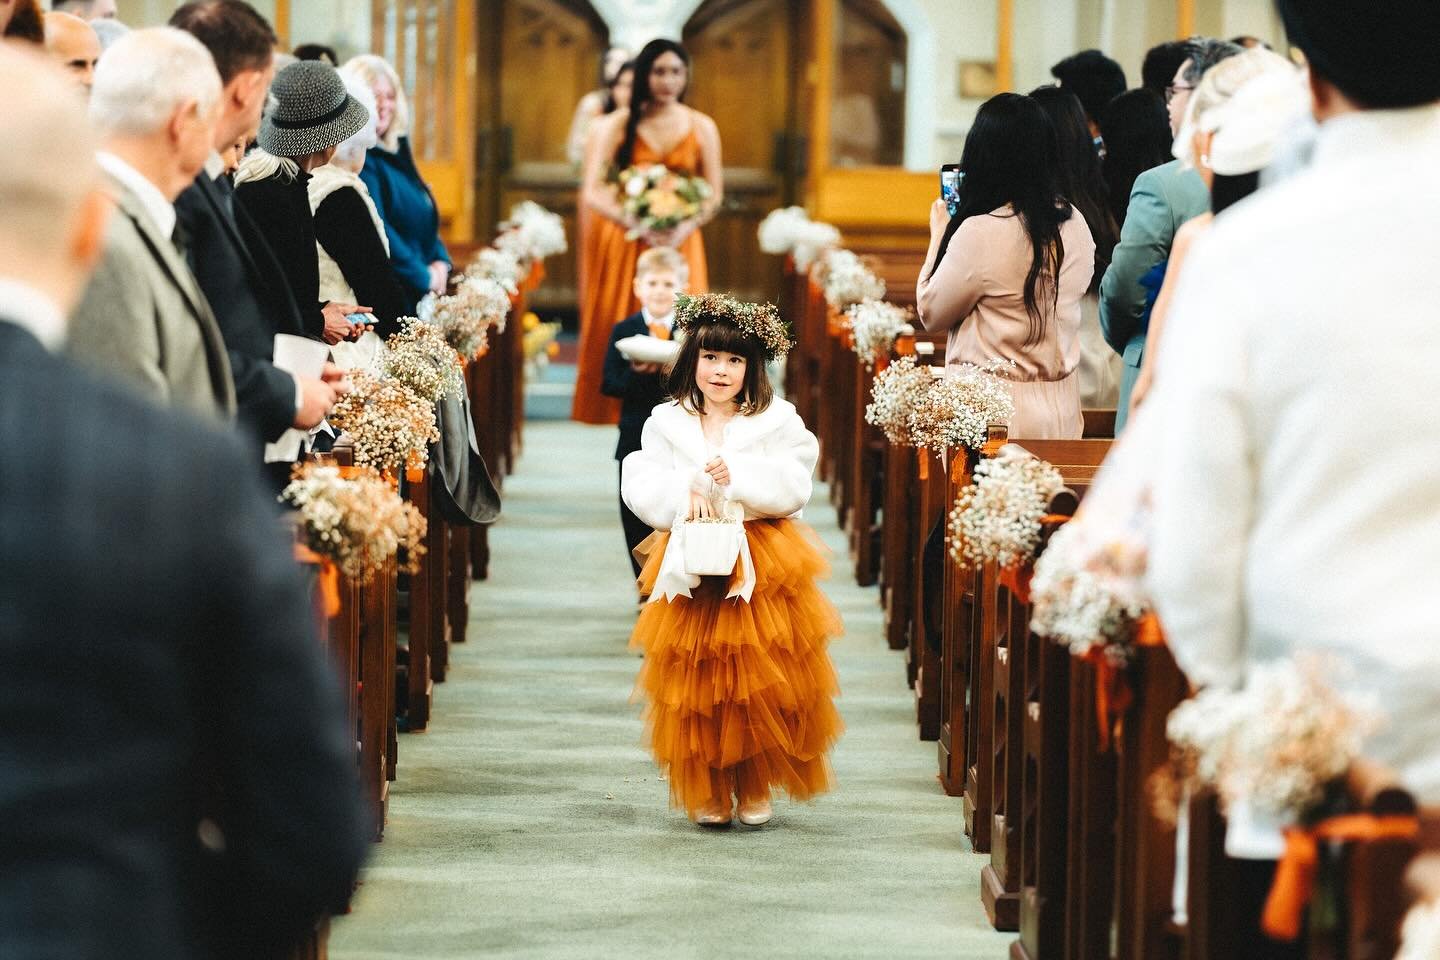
[1099, 158, 1209, 430]
[359, 136, 451, 313]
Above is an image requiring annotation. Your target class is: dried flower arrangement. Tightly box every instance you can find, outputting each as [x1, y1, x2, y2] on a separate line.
[497, 200, 567, 263]
[757, 206, 841, 271]
[905, 361, 1014, 455]
[281, 463, 426, 581]
[817, 249, 886, 310]
[431, 274, 511, 356]
[845, 299, 912, 369]
[384, 318, 465, 404]
[864, 355, 932, 444]
[469, 246, 523, 294]
[949, 449, 1064, 571]
[1029, 518, 1151, 662]
[327, 372, 439, 473]
[1160, 656, 1378, 824]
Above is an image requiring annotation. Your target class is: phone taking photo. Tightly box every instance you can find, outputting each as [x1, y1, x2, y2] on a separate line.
[940, 164, 963, 217]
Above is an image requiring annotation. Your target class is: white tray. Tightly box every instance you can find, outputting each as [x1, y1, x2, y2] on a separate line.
[616, 335, 681, 366]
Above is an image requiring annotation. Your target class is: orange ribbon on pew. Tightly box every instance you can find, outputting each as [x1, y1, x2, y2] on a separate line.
[918, 452, 929, 480]
[1261, 814, 1420, 942]
[293, 544, 341, 617]
[999, 563, 1033, 604]
[525, 259, 546, 292]
[1083, 613, 1165, 751]
[875, 355, 890, 373]
[405, 466, 425, 485]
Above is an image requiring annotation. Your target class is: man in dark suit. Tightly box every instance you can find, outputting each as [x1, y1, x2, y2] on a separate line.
[601, 247, 686, 580]
[0, 47, 367, 960]
[168, 0, 342, 449]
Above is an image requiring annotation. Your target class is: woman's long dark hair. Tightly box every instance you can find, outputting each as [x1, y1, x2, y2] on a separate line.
[1030, 85, 1117, 292]
[617, 39, 691, 169]
[928, 93, 1070, 347]
[603, 61, 634, 114]
[1097, 89, 1173, 228]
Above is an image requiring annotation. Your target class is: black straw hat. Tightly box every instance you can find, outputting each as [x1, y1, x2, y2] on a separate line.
[1277, 0, 1440, 108]
[259, 60, 370, 158]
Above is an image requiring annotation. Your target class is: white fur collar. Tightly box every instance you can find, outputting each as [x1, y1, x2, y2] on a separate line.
[648, 398, 799, 463]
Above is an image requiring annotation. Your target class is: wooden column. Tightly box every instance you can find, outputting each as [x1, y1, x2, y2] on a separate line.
[805, 0, 836, 208]
[996, 0, 1014, 93]
[1177, 0, 1196, 38]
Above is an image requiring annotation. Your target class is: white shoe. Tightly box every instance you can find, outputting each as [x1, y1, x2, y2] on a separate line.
[737, 801, 772, 826]
[694, 802, 733, 827]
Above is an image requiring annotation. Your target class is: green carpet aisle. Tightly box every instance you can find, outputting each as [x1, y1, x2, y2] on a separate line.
[329, 419, 1010, 960]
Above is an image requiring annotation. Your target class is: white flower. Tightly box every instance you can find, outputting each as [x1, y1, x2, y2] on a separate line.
[865, 355, 931, 444]
[497, 201, 567, 261]
[906, 360, 1015, 454]
[845, 299, 911, 369]
[625, 175, 647, 197]
[280, 463, 426, 580]
[1030, 519, 1150, 658]
[949, 449, 1064, 571]
[1398, 900, 1440, 960]
[817, 249, 886, 309]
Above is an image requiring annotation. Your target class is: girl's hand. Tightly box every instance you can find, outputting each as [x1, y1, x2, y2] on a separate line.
[929, 197, 951, 239]
[704, 456, 730, 487]
[687, 491, 714, 521]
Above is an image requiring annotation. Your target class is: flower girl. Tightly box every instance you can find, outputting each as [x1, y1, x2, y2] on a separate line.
[621, 293, 843, 827]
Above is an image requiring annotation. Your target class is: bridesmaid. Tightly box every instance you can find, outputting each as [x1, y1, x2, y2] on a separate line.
[572, 38, 723, 425]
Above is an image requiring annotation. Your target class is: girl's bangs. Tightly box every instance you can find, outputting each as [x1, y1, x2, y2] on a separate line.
[693, 320, 760, 357]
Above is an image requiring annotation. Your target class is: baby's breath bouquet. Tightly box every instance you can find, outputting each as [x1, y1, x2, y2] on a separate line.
[282, 464, 426, 581]
[949, 448, 1064, 571]
[817, 249, 885, 310]
[1162, 656, 1378, 823]
[431, 274, 511, 356]
[757, 206, 841, 271]
[905, 360, 1015, 455]
[864, 355, 932, 444]
[328, 372, 439, 473]
[497, 200, 568, 262]
[384, 318, 465, 404]
[616, 164, 712, 240]
[1029, 522, 1151, 661]
[469, 246, 523, 294]
[845, 299, 912, 369]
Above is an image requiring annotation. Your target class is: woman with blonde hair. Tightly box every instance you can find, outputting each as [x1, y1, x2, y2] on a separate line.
[342, 53, 451, 314]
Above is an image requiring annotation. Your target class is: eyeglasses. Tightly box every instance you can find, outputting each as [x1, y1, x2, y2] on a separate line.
[1165, 82, 1195, 104]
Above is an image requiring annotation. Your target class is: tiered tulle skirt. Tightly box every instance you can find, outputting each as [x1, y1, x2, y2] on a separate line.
[631, 519, 844, 818]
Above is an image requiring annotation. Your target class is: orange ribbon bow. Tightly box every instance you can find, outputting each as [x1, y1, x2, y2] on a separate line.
[293, 543, 341, 617]
[1261, 814, 1420, 941]
[648, 322, 672, 341]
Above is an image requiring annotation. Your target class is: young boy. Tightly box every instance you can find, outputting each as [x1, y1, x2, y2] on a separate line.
[601, 247, 688, 580]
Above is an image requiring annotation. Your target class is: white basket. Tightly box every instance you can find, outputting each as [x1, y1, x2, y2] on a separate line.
[681, 519, 743, 577]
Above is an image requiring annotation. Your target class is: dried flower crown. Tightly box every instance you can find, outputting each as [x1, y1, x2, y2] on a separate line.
[673, 292, 793, 361]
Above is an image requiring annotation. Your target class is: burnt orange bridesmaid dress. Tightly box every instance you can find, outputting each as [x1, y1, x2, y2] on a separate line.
[571, 129, 710, 424]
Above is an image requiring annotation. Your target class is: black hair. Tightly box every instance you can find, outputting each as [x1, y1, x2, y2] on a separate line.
[1030, 85, 1117, 291]
[667, 320, 774, 416]
[1097, 89, 1174, 229]
[1211, 172, 1260, 215]
[603, 60, 634, 115]
[617, 39, 691, 170]
[169, 0, 277, 85]
[1049, 49, 1127, 123]
[1276, 0, 1440, 108]
[293, 43, 339, 66]
[1142, 40, 1193, 95]
[929, 93, 1070, 347]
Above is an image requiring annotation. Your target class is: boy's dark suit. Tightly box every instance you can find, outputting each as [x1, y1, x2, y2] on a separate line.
[601, 310, 671, 578]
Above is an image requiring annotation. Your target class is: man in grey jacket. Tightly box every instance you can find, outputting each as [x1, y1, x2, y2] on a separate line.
[1100, 38, 1239, 430]
[67, 26, 235, 420]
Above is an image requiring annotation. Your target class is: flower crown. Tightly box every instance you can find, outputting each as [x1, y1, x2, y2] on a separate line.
[673, 293, 793, 361]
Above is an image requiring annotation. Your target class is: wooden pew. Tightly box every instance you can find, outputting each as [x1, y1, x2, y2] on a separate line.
[400, 467, 438, 731]
[358, 559, 397, 839]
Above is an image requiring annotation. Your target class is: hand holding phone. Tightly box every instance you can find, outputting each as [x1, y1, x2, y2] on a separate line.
[940, 164, 963, 217]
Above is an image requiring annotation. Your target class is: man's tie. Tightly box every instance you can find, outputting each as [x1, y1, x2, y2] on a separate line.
[648, 322, 671, 340]
[170, 219, 192, 260]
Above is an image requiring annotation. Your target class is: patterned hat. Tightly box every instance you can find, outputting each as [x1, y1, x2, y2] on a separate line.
[259, 60, 370, 159]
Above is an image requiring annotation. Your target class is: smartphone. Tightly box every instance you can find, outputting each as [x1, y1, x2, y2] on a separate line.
[940, 164, 963, 216]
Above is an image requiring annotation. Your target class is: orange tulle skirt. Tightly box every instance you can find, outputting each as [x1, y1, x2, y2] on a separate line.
[630, 519, 844, 818]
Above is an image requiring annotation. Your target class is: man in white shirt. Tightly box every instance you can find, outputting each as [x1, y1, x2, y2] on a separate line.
[1147, 0, 1440, 801]
[67, 27, 235, 420]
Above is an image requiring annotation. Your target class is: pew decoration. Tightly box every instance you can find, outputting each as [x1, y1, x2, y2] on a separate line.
[844, 299, 912, 369]
[756, 205, 840, 271]
[817, 248, 886, 310]
[1398, 899, 1440, 960]
[470, 246, 524, 294]
[383, 318, 466, 404]
[1029, 511, 1151, 662]
[905, 360, 1015, 457]
[864, 355, 932, 444]
[282, 463, 425, 581]
[327, 372, 440, 472]
[495, 200, 568, 267]
[947, 448, 1064, 572]
[426, 274, 511, 358]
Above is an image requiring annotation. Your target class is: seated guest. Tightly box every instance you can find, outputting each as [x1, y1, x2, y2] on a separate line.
[1100, 38, 1240, 430]
[0, 45, 367, 960]
[308, 73, 408, 338]
[233, 58, 373, 346]
[42, 11, 99, 94]
[170, 0, 343, 451]
[917, 92, 1096, 440]
[343, 53, 452, 314]
[1148, 0, 1440, 802]
[67, 27, 235, 421]
[601, 247, 687, 580]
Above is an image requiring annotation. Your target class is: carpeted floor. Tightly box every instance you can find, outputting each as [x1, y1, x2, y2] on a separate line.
[329, 418, 1010, 960]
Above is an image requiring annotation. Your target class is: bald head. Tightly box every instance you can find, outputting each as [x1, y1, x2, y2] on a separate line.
[44, 11, 100, 93]
[53, 0, 117, 20]
[0, 44, 106, 311]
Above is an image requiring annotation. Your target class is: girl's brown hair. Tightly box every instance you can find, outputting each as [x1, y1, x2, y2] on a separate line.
[667, 319, 773, 416]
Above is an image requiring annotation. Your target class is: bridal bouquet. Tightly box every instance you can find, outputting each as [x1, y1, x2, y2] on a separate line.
[818, 249, 886, 310]
[949, 448, 1064, 571]
[384, 318, 466, 404]
[282, 464, 426, 581]
[905, 360, 1015, 455]
[864, 355, 932, 445]
[616, 164, 711, 239]
[497, 200, 567, 264]
[845, 299, 912, 369]
[757, 206, 841, 271]
[327, 372, 439, 473]
[1161, 656, 1377, 823]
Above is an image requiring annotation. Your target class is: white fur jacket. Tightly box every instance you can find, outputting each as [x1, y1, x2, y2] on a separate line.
[621, 398, 819, 602]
